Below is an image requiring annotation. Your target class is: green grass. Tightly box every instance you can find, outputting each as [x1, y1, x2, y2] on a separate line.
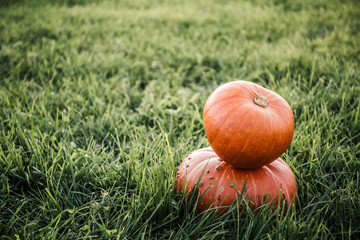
[1, 0, 359, 239]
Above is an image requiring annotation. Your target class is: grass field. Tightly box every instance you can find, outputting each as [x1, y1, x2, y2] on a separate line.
[1, 0, 359, 239]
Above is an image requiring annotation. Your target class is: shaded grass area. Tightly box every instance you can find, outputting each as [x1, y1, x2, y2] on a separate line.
[1, 0, 359, 239]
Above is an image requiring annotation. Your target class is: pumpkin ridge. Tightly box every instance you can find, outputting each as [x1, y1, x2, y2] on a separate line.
[263, 163, 284, 204]
[215, 163, 232, 204]
[271, 159, 297, 206]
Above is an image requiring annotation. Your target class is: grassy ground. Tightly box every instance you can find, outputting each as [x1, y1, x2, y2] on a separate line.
[1, 0, 359, 239]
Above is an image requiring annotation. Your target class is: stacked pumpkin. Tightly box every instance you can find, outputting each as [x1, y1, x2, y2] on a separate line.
[175, 81, 297, 213]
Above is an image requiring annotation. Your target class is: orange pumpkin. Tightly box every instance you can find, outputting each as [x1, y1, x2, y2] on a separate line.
[175, 147, 297, 213]
[203, 81, 294, 169]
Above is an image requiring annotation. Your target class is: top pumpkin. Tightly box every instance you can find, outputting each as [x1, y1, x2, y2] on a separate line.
[203, 81, 294, 169]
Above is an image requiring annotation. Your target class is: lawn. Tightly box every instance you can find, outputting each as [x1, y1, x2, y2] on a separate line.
[0, 0, 359, 239]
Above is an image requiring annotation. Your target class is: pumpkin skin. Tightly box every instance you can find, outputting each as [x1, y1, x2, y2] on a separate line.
[203, 80, 294, 169]
[175, 147, 297, 213]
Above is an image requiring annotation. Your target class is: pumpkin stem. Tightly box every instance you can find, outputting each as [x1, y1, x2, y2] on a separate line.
[252, 90, 268, 107]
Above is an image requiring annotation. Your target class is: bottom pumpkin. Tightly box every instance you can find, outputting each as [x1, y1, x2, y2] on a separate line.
[175, 147, 297, 213]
